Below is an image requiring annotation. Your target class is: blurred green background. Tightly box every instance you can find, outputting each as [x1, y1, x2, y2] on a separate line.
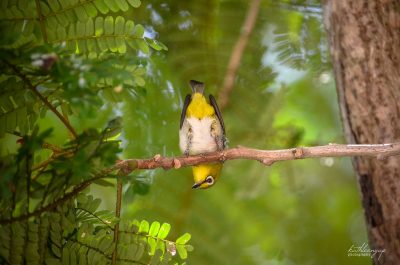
[1, 0, 371, 264]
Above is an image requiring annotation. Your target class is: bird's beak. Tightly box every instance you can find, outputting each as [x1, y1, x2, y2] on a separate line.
[192, 182, 202, 189]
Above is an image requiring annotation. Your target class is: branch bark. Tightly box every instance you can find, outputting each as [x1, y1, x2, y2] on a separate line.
[1, 142, 399, 225]
[116, 143, 400, 174]
[217, 0, 260, 109]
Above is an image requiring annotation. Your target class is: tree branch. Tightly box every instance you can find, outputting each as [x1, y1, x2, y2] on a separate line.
[218, 0, 261, 109]
[1, 142, 399, 225]
[4, 61, 78, 138]
[116, 143, 400, 174]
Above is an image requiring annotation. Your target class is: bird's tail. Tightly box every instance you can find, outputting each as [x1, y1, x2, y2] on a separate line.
[189, 80, 205, 94]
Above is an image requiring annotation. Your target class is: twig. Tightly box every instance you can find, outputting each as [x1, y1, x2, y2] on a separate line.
[111, 178, 123, 265]
[4, 61, 78, 138]
[116, 143, 400, 174]
[218, 0, 261, 109]
[1, 142, 399, 225]
[42, 142, 63, 153]
[75, 207, 114, 229]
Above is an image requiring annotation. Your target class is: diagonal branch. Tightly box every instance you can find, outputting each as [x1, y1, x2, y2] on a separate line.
[4, 61, 78, 138]
[1, 142, 399, 225]
[218, 0, 261, 109]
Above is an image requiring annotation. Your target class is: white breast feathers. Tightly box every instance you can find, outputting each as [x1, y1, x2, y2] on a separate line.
[179, 117, 219, 155]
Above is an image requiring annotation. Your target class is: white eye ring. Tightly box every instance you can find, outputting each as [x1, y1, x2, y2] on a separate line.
[205, 175, 214, 185]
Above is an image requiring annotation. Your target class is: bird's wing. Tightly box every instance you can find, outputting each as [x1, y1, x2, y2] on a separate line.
[180, 94, 191, 129]
[209, 95, 225, 135]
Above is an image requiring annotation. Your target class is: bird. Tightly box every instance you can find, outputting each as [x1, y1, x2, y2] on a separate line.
[179, 80, 227, 189]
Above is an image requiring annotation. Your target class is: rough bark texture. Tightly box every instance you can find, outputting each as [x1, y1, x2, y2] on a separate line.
[323, 1, 400, 264]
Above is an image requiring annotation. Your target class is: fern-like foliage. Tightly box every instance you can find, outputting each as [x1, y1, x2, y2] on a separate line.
[0, 128, 192, 264]
[0, 192, 192, 265]
[0, 1, 191, 264]
[0, 0, 166, 136]
[0, 0, 167, 54]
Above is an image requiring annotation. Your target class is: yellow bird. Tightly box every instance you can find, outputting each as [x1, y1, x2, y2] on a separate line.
[179, 80, 227, 189]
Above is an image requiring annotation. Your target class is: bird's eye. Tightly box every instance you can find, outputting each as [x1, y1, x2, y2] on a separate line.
[205, 175, 214, 185]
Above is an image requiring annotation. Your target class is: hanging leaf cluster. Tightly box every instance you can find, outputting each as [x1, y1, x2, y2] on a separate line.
[0, 1, 192, 264]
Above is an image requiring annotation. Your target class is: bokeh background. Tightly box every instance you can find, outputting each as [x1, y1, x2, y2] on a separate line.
[1, 0, 371, 264]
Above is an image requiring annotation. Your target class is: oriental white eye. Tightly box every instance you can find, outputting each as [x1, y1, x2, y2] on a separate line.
[205, 175, 214, 185]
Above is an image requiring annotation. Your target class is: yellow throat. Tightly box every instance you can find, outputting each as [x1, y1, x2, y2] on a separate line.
[186, 93, 215, 119]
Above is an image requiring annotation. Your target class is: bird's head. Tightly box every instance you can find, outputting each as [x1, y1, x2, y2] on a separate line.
[191, 163, 223, 189]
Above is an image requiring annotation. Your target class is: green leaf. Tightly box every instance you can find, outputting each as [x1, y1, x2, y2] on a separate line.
[104, 16, 113, 35]
[134, 76, 145, 87]
[45, 257, 62, 265]
[160, 251, 172, 265]
[86, 18, 94, 36]
[95, 17, 104, 36]
[68, 22, 76, 38]
[149, 221, 160, 237]
[157, 223, 171, 239]
[138, 220, 149, 233]
[39, 1, 51, 15]
[77, 193, 88, 205]
[132, 24, 144, 37]
[47, 0, 61, 12]
[51, 244, 61, 258]
[83, 3, 97, 17]
[136, 39, 149, 54]
[76, 21, 85, 37]
[104, 16, 117, 52]
[115, 16, 126, 53]
[185, 245, 194, 252]
[115, 16, 124, 35]
[150, 249, 162, 265]
[127, 0, 141, 8]
[104, 0, 119, 12]
[124, 20, 134, 35]
[6, 110, 16, 132]
[147, 38, 168, 51]
[148, 237, 157, 256]
[62, 246, 70, 265]
[58, 0, 69, 9]
[88, 198, 101, 212]
[115, 0, 129, 12]
[134, 243, 145, 260]
[93, 0, 109, 14]
[176, 233, 191, 245]
[56, 13, 69, 27]
[176, 244, 187, 259]
[56, 26, 67, 40]
[74, 6, 88, 22]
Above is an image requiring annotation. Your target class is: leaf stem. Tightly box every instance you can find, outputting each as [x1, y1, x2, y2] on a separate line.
[4, 61, 78, 138]
[34, 0, 48, 43]
[112, 178, 123, 265]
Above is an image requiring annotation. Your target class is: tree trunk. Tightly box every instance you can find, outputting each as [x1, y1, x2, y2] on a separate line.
[323, 1, 400, 264]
